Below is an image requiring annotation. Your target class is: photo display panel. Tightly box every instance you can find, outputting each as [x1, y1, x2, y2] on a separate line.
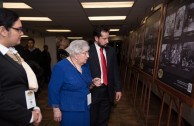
[127, 32, 135, 64]
[158, 0, 194, 96]
[131, 31, 138, 66]
[142, 9, 161, 75]
[133, 25, 145, 68]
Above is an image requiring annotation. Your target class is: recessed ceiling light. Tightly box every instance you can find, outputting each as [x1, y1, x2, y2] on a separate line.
[110, 29, 120, 32]
[81, 2, 134, 8]
[20, 17, 52, 21]
[89, 16, 126, 21]
[109, 35, 117, 37]
[3, 2, 32, 9]
[21, 35, 29, 37]
[67, 37, 83, 40]
[46, 29, 71, 32]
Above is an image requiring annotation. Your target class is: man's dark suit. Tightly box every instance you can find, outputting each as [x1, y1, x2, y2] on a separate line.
[0, 53, 32, 126]
[88, 44, 122, 126]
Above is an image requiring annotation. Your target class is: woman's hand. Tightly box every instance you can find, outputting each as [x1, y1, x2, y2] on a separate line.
[92, 78, 101, 87]
[32, 109, 42, 126]
[53, 108, 62, 122]
[89, 77, 101, 89]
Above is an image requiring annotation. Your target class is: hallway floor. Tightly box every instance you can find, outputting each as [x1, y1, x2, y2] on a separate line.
[37, 85, 143, 126]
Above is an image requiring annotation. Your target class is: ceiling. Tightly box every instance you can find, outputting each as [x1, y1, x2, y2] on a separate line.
[3, 0, 163, 39]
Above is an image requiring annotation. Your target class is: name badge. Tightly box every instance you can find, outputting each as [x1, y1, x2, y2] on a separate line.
[25, 90, 36, 109]
[87, 93, 92, 105]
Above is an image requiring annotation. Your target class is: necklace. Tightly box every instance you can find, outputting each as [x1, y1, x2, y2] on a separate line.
[70, 57, 82, 73]
[69, 57, 89, 88]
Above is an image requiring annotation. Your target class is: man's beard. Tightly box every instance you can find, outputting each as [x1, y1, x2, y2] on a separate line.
[97, 42, 107, 48]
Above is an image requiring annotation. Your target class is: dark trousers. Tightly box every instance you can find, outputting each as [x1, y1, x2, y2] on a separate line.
[90, 86, 112, 126]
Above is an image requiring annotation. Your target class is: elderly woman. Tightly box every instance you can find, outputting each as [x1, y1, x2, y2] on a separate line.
[48, 40, 101, 126]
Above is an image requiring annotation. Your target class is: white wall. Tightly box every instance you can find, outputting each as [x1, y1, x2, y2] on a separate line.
[34, 37, 44, 51]
[44, 36, 57, 69]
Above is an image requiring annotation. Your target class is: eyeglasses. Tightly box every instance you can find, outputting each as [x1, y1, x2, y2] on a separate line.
[10, 27, 23, 33]
[81, 51, 89, 55]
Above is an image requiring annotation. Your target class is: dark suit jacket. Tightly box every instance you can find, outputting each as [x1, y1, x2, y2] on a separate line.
[0, 53, 32, 126]
[88, 44, 122, 103]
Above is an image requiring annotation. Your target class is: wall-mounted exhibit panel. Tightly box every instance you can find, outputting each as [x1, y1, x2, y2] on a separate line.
[120, 37, 129, 62]
[127, 35, 134, 63]
[157, 0, 194, 96]
[133, 25, 145, 68]
[127, 31, 136, 65]
[141, 8, 161, 76]
[130, 31, 138, 66]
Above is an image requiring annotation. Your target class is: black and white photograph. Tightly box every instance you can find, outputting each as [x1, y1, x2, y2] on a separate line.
[183, 2, 194, 33]
[134, 26, 144, 68]
[182, 42, 194, 68]
[160, 44, 171, 64]
[145, 44, 155, 61]
[170, 43, 182, 65]
[130, 31, 138, 65]
[174, 5, 186, 37]
[144, 21, 160, 43]
[164, 13, 176, 37]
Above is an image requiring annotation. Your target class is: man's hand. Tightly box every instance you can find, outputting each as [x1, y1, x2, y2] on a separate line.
[115, 92, 122, 102]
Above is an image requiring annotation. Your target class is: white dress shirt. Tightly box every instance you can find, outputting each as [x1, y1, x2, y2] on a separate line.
[94, 42, 107, 84]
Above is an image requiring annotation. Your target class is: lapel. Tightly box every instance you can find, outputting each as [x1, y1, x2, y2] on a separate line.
[90, 44, 101, 69]
[105, 46, 111, 71]
[2, 53, 23, 70]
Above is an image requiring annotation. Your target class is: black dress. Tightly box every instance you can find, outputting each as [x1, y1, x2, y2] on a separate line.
[57, 49, 69, 62]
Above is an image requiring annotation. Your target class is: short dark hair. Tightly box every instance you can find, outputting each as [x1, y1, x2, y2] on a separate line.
[93, 26, 109, 38]
[28, 38, 35, 44]
[0, 8, 19, 30]
[44, 45, 48, 48]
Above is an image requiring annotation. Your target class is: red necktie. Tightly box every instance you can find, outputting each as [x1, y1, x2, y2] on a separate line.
[100, 48, 108, 85]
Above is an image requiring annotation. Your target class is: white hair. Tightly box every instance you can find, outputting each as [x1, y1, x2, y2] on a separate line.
[66, 40, 89, 56]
